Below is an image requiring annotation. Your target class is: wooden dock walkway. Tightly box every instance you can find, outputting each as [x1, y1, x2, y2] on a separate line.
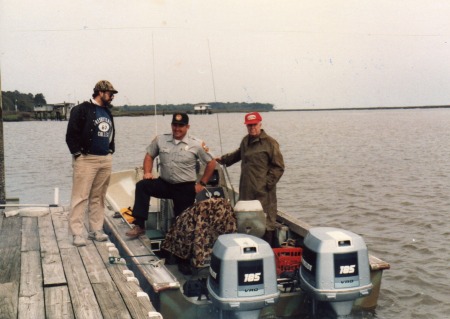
[0, 205, 162, 319]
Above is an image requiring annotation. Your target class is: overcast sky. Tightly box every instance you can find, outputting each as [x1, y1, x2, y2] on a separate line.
[1, 0, 450, 109]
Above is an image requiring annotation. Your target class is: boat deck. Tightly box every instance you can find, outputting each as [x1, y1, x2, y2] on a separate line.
[0, 205, 162, 319]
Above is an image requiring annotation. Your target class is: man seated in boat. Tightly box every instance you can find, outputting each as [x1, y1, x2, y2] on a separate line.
[126, 112, 217, 239]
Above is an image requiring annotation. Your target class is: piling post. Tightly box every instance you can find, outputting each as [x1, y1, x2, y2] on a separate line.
[0, 73, 6, 203]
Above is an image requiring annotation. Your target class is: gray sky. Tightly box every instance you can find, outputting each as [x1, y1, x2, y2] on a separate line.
[1, 0, 450, 109]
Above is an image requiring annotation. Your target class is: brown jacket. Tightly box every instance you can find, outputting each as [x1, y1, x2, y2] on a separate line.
[221, 129, 284, 230]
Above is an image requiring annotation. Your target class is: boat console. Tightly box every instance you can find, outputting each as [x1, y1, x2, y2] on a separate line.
[233, 200, 266, 238]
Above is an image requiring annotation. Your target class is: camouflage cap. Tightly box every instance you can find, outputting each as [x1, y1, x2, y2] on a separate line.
[94, 80, 118, 94]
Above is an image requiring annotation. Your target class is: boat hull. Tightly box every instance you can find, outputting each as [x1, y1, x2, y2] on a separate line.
[105, 169, 389, 318]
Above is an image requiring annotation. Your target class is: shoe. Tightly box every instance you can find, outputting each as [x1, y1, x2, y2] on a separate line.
[125, 225, 145, 239]
[88, 230, 108, 242]
[73, 235, 86, 247]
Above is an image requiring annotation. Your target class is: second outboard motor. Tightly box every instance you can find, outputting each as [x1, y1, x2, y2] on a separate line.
[299, 227, 373, 318]
[207, 233, 279, 319]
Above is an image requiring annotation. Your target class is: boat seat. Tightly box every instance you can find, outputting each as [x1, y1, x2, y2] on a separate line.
[195, 186, 225, 202]
[206, 169, 220, 186]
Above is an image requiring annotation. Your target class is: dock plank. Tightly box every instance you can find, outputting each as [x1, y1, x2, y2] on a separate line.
[51, 208, 103, 318]
[0, 282, 16, 318]
[80, 244, 132, 319]
[21, 217, 40, 252]
[39, 214, 66, 286]
[18, 251, 45, 319]
[95, 241, 157, 318]
[60, 246, 103, 319]
[0, 215, 22, 318]
[44, 286, 75, 319]
[51, 209, 75, 250]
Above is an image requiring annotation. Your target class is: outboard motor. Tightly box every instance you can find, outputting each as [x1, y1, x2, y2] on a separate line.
[234, 200, 266, 238]
[207, 233, 279, 319]
[299, 227, 373, 318]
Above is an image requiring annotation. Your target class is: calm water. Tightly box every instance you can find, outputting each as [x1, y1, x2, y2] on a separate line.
[4, 109, 450, 319]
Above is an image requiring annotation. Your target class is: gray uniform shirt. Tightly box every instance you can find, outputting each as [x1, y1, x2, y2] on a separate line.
[146, 133, 213, 184]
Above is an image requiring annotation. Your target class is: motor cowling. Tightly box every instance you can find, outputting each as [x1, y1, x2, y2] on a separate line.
[299, 227, 373, 317]
[207, 233, 279, 319]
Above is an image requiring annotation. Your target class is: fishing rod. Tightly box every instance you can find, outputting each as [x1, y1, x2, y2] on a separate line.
[152, 32, 158, 136]
[207, 39, 237, 203]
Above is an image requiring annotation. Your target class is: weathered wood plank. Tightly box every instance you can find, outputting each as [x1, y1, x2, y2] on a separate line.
[21, 217, 40, 252]
[51, 210, 74, 249]
[44, 286, 75, 319]
[93, 282, 133, 319]
[60, 246, 103, 319]
[95, 241, 157, 318]
[18, 250, 45, 319]
[79, 244, 112, 284]
[80, 244, 132, 319]
[38, 214, 66, 286]
[0, 215, 22, 318]
[52, 211, 103, 319]
[0, 282, 17, 319]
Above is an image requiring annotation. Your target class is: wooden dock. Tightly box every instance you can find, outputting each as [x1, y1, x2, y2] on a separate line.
[0, 205, 162, 319]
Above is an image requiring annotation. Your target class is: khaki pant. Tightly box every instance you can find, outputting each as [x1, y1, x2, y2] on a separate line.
[69, 154, 112, 236]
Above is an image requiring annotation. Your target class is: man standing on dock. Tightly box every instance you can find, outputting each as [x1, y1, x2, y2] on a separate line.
[216, 112, 285, 247]
[66, 80, 117, 247]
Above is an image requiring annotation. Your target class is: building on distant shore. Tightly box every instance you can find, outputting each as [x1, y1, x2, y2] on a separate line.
[193, 103, 212, 114]
[34, 102, 75, 120]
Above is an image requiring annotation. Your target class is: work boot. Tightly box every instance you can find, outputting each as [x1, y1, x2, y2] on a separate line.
[73, 235, 86, 247]
[125, 225, 145, 239]
[88, 230, 108, 242]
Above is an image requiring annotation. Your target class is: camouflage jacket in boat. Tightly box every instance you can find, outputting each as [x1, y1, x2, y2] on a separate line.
[161, 197, 236, 268]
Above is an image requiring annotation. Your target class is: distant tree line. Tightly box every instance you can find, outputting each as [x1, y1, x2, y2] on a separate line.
[1, 91, 47, 112]
[118, 102, 274, 114]
[1, 90, 273, 118]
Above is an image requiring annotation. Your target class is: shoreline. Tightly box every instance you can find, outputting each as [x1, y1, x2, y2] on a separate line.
[3, 104, 450, 122]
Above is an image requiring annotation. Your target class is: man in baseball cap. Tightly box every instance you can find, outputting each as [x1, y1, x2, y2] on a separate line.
[244, 111, 262, 125]
[66, 79, 117, 247]
[94, 80, 118, 94]
[172, 112, 189, 125]
[216, 110, 285, 247]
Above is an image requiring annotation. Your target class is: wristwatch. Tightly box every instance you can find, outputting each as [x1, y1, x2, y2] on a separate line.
[199, 181, 207, 187]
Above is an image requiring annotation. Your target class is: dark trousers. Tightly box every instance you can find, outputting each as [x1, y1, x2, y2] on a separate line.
[132, 178, 196, 226]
